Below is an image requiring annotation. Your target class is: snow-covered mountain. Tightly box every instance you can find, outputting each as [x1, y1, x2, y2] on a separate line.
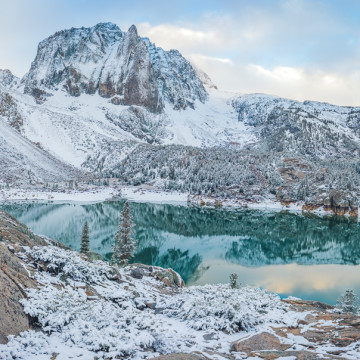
[22, 23, 207, 112]
[10, 22, 360, 164]
[0, 22, 360, 211]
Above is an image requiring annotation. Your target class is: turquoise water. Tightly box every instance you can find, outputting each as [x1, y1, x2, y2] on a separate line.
[1, 200, 360, 304]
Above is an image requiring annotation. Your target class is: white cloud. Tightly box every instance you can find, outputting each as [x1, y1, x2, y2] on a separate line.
[189, 54, 233, 65]
[138, 22, 221, 52]
[188, 55, 360, 106]
[248, 64, 303, 82]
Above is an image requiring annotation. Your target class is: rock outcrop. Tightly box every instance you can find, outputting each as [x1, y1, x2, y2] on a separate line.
[230, 299, 360, 359]
[0, 210, 46, 343]
[0, 89, 23, 131]
[0, 69, 19, 89]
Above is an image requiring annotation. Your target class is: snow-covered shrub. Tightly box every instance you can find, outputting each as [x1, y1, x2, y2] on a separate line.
[21, 285, 155, 357]
[24, 246, 117, 284]
[159, 284, 287, 333]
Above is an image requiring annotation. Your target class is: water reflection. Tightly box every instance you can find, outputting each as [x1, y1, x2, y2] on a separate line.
[1, 201, 359, 304]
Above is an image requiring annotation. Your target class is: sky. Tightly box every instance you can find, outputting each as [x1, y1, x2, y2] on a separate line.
[1, 0, 360, 105]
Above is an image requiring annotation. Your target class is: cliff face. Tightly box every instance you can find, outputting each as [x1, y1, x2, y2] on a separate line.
[22, 23, 207, 112]
[0, 210, 45, 344]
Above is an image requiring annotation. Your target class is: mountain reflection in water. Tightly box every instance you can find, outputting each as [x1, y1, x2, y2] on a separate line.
[1, 201, 359, 304]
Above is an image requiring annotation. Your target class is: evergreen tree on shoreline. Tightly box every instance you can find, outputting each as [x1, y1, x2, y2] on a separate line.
[80, 221, 90, 254]
[112, 201, 137, 267]
[337, 289, 359, 314]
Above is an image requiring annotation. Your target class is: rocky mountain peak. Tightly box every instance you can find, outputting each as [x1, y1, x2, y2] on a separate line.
[127, 24, 138, 36]
[22, 22, 207, 112]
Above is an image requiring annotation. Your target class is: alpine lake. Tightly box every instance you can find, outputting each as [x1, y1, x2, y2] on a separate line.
[1, 200, 360, 305]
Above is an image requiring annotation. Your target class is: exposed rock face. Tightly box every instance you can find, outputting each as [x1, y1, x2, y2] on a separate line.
[22, 22, 207, 112]
[129, 263, 185, 288]
[276, 158, 358, 217]
[0, 210, 45, 343]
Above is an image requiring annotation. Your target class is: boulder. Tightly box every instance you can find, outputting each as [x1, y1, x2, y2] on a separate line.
[230, 332, 291, 354]
[130, 267, 145, 279]
[150, 354, 210, 360]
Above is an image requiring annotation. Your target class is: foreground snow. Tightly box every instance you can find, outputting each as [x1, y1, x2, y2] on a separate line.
[0, 245, 303, 360]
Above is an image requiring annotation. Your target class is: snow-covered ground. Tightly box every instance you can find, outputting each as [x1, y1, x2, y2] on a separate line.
[1, 244, 360, 359]
[0, 245, 304, 360]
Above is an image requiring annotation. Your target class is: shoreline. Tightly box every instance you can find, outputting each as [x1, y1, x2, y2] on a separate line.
[0, 185, 358, 220]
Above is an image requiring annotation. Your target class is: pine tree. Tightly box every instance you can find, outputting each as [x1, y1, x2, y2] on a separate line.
[229, 273, 238, 289]
[112, 201, 137, 267]
[80, 221, 90, 254]
[337, 289, 359, 314]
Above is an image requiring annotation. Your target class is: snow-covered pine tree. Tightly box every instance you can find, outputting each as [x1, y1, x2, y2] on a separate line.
[80, 221, 90, 254]
[229, 273, 238, 289]
[112, 201, 137, 267]
[337, 289, 359, 314]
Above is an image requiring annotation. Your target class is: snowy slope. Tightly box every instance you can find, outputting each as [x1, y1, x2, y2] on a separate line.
[3, 81, 254, 175]
[0, 113, 82, 185]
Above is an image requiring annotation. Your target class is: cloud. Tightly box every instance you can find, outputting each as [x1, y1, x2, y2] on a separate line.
[189, 54, 233, 65]
[137, 21, 232, 55]
[190, 58, 360, 106]
[248, 65, 303, 82]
